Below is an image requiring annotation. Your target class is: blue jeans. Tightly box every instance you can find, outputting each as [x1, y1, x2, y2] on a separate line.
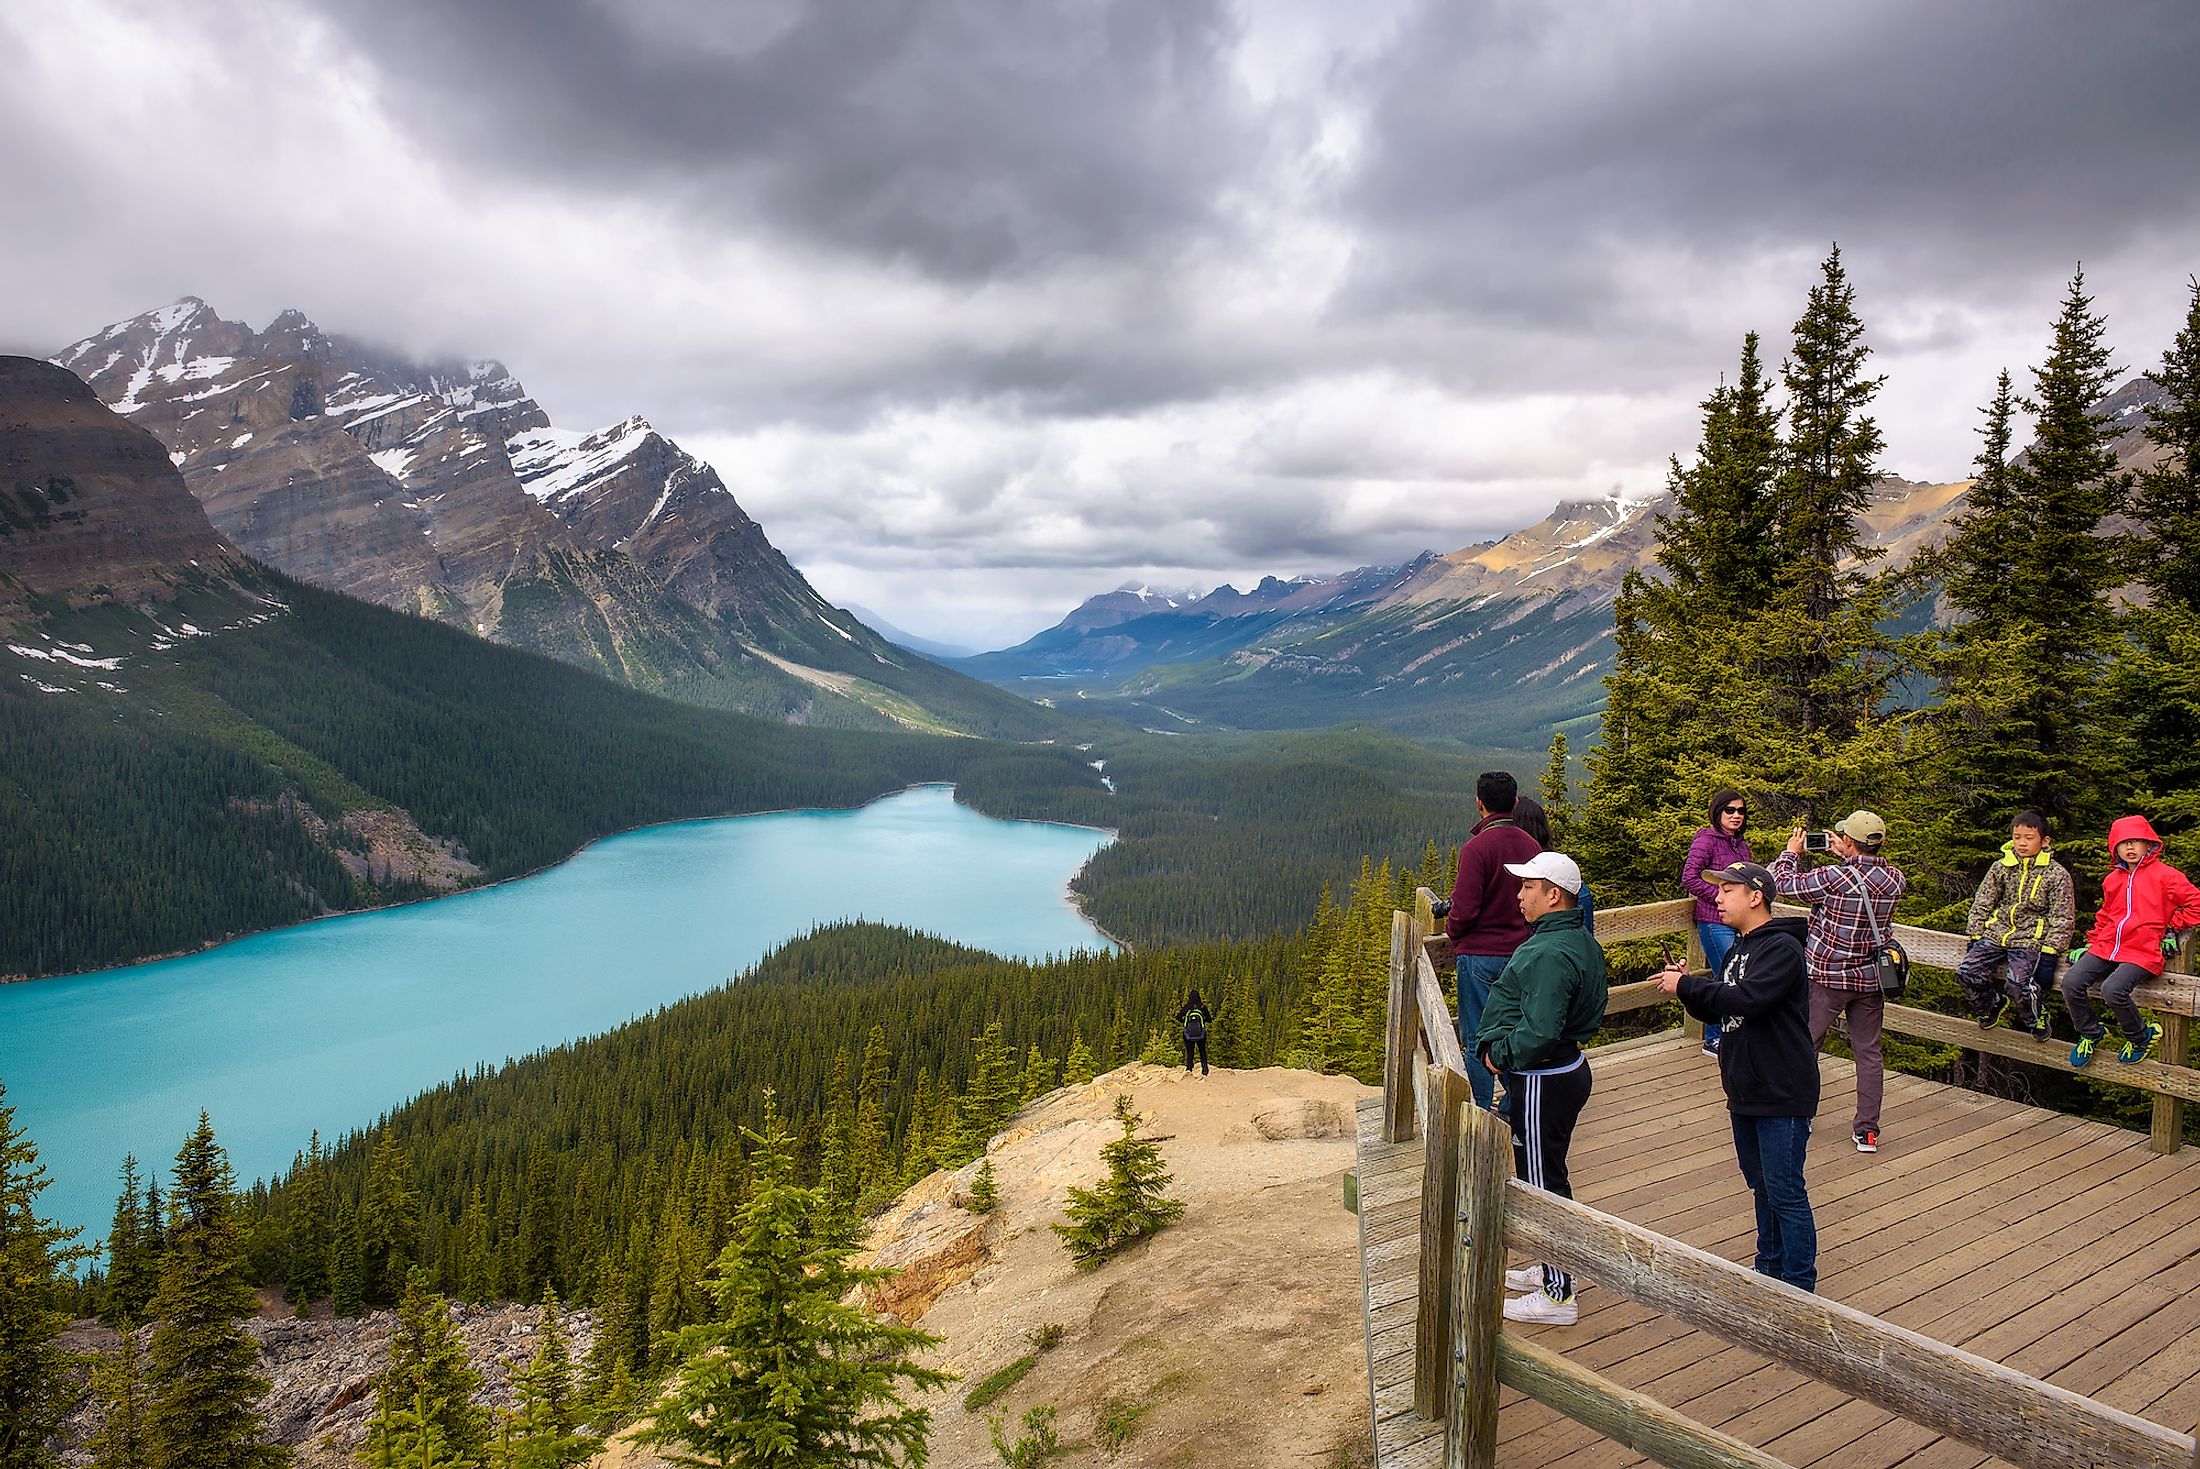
[1455, 953, 1508, 1111]
[1698, 921, 1738, 1045]
[1731, 1114, 1816, 1292]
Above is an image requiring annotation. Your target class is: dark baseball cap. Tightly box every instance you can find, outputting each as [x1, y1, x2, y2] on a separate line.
[1703, 860, 1776, 901]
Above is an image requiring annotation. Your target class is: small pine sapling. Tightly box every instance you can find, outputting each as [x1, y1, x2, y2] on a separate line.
[966, 1158, 999, 1215]
[1051, 1102, 1184, 1270]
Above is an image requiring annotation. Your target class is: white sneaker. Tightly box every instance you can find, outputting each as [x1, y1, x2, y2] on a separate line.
[1503, 1290, 1578, 1326]
[1504, 1267, 1544, 1293]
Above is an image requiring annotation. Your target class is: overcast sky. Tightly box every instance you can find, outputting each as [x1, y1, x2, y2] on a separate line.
[4, 2, 2196, 647]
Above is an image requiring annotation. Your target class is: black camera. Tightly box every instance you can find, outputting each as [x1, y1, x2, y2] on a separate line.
[1430, 898, 1451, 920]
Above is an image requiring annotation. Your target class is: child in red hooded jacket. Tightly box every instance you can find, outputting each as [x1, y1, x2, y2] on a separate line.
[2058, 815, 2200, 1066]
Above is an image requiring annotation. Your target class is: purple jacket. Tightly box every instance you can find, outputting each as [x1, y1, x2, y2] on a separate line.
[1447, 814, 1544, 956]
[1682, 827, 1756, 924]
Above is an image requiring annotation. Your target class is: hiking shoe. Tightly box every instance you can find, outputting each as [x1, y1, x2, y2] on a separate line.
[1977, 996, 2006, 1029]
[2117, 1023, 2164, 1065]
[1503, 1290, 1578, 1326]
[2031, 1010, 2053, 1040]
[2070, 1031, 2103, 1067]
[1853, 1129, 1879, 1154]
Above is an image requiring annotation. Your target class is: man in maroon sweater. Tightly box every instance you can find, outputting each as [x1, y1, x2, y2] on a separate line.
[1444, 770, 1544, 1110]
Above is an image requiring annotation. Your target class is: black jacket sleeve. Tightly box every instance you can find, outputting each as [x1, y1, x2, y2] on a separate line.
[1676, 933, 1805, 1022]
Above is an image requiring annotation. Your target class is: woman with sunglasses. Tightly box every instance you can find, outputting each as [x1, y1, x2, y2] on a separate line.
[1682, 790, 1756, 1055]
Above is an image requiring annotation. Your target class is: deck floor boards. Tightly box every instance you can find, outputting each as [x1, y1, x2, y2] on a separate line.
[1357, 1033, 2200, 1469]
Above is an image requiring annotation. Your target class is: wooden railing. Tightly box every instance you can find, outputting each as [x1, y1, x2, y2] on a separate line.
[1380, 890, 2200, 1469]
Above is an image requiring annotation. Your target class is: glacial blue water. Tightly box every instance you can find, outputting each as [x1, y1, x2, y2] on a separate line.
[0, 785, 1111, 1244]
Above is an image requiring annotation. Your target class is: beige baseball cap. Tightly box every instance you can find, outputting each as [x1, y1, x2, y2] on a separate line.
[1835, 810, 1887, 845]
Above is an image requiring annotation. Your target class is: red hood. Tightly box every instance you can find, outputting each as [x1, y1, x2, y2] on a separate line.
[2107, 814, 2163, 859]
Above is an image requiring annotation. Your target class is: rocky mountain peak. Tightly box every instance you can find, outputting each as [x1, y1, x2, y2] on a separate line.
[0, 356, 247, 614]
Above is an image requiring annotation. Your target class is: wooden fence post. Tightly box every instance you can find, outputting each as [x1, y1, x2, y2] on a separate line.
[1414, 1067, 1470, 1420]
[1447, 1100, 1511, 1469]
[1680, 919, 1707, 1041]
[1386, 908, 1421, 1144]
[2153, 944, 2193, 1155]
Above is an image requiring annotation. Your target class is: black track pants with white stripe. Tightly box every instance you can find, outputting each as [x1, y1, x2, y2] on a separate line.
[1502, 1060, 1593, 1299]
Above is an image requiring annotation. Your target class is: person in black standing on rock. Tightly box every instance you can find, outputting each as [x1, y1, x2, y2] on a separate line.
[1176, 990, 1216, 1076]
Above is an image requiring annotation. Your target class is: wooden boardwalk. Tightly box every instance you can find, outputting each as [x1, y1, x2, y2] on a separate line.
[1358, 1032, 2200, 1469]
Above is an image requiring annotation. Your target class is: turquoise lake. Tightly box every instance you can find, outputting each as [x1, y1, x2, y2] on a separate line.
[0, 784, 1112, 1243]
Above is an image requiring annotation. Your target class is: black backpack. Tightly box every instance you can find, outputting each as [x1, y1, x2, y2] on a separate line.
[1183, 1009, 1208, 1042]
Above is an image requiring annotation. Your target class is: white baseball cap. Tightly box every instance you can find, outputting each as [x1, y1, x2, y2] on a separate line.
[1504, 851, 1583, 895]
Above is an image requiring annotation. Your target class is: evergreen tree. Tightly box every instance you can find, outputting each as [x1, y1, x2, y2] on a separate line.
[646, 1213, 708, 1353]
[361, 1136, 422, 1309]
[966, 1159, 999, 1216]
[817, 1049, 858, 1210]
[898, 1069, 937, 1186]
[330, 1209, 367, 1319]
[1538, 733, 1576, 849]
[143, 1114, 287, 1469]
[637, 1093, 947, 1468]
[850, 1026, 893, 1208]
[1017, 1044, 1056, 1105]
[279, 1135, 331, 1312]
[1925, 268, 2130, 879]
[959, 1021, 1021, 1150]
[0, 1081, 90, 1469]
[1061, 1032, 1097, 1087]
[85, 1327, 150, 1469]
[372, 1271, 488, 1468]
[577, 1281, 637, 1434]
[499, 1291, 597, 1469]
[102, 1155, 157, 1328]
[1052, 1100, 1185, 1270]
[2124, 275, 2200, 862]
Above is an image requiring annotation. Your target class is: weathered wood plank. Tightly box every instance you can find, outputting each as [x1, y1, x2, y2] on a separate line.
[1504, 1184, 2199, 1469]
[1388, 907, 1421, 1144]
[1451, 1102, 1512, 1468]
[1415, 1067, 1469, 1418]
[2154, 1012, 2190, 1155]
[1496, 1333, 1796, 1469]
[1418, 951, 1467, 1076]
[1881, 1000, 2200, 1104]
[1604, 977, 1674, 1015]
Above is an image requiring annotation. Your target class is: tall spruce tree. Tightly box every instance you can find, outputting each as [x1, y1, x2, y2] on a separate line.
[373, 1271, 489, 1468]
[637, 1093, 947, 1468]
[1538, 733, 1575, 849]
[1926, 268, 2132, 861]
[959, 1021, 1021, 1150]
[497, 1290, 596, 1469]
[361, 1136, 422, 1309]
[0, 1082, 90, 1469]
[101, 1155, 156, 1328]
[85, 1326, 150, 1469]
[143, 1114, 287, 1469]
[2123, 275, 2200, 863]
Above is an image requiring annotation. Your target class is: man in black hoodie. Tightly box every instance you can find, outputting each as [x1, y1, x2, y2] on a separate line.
[1657, 861, 1820, 1292]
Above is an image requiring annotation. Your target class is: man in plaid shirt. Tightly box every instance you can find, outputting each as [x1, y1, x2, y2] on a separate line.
[1770, 810, 1907, 1155]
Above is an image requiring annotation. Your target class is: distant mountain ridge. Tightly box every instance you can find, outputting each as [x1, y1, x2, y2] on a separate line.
[964, 379, 2170, 748]
[50, 299, 1053, 738]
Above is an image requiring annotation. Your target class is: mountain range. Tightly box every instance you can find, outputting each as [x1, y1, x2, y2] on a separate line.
[49, 299, 1051, 739]
[956, 383, 2169, 750]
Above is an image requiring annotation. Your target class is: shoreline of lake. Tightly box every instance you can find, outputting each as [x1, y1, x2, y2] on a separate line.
[1, 779, 1121, 986]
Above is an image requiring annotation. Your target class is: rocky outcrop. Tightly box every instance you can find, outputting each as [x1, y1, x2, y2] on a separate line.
[0, 356, 248, 611]
[59, 1301, 594, 1468]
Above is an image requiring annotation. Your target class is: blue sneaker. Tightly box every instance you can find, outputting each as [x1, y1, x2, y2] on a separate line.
[2117, 1023, 2164, 1064]
[2070, 1032, 2102, 1067]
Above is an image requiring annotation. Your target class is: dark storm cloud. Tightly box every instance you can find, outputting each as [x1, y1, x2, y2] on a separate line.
[298, 0, 1261, 281]
[1338, 0, 2200, 383]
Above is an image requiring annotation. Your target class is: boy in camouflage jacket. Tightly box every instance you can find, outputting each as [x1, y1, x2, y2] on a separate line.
[1954, 810, 2076, 1037]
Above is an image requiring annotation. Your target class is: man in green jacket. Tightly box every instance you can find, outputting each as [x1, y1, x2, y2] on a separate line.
[1474, 851, 1609, 1326]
